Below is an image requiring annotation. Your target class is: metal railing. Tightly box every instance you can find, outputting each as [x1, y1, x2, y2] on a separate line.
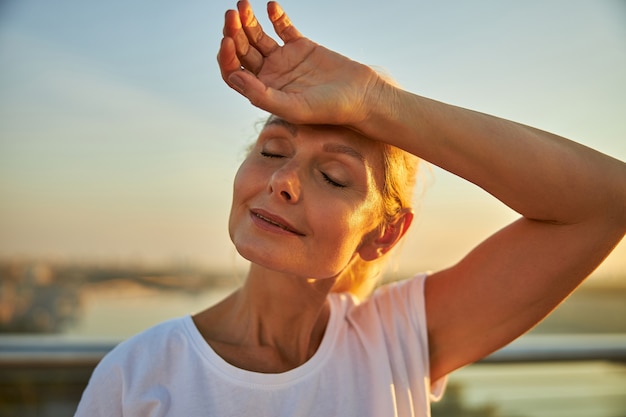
[1, 334, 625, 417]
[2, 333, 626, 367]
[482, 333, 626, 363]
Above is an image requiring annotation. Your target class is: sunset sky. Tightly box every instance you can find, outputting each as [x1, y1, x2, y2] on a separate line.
[1, 1, 624, 282]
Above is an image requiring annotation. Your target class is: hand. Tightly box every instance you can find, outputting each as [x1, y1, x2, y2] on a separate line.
[218, 0, 380, 126]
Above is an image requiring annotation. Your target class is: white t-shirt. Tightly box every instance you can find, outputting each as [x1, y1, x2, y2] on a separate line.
[75, 273, 445, 417]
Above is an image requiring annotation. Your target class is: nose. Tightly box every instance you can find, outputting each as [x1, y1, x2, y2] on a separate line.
[268, 163, 301, 203]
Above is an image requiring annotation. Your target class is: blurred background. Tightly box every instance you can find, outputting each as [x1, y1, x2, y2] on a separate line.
[0, 1, 625, 416]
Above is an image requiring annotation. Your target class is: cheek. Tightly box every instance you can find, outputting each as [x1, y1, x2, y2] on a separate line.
[231, 160, 261, 204]
[348, 187, 384, 226]
[318, 204, 374, 253]
[345, 200, 385, 248]
[233, 159, 251, 191]
[229, 163, 254, 233]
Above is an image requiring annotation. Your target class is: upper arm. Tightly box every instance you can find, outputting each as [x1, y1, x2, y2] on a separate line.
[424, 216, 624, 381]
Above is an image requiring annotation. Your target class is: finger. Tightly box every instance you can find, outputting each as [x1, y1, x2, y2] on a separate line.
[218, 37, 263, 100]
[217, 37, 242, 82]
[223, 9, 264, 74]
[268, 2, 302, 43]
[237, 0, 280, 57]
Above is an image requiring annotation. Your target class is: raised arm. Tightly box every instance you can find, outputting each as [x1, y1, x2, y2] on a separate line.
[219, 1, 626, 382]
[361, 88, 626, 380]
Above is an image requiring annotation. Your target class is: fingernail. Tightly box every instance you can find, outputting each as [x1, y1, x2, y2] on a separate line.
[228, 73, 245, 93]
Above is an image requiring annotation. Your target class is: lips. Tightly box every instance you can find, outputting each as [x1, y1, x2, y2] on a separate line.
[250, 209, 305, 236]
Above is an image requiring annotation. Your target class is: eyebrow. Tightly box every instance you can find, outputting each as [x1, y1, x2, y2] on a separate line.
[323, 143, 365, 163]
[265, 117, 298, 136]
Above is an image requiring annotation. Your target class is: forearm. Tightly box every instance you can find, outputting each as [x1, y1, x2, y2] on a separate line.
[357, 80, 626, 225]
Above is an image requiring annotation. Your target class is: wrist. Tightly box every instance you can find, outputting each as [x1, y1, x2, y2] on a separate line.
[353, 71, 405, 143]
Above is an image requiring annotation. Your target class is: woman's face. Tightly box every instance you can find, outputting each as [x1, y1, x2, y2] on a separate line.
[228, 117, 385, 279]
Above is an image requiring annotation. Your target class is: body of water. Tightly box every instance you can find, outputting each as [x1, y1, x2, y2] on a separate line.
[64, 281, 236, 338]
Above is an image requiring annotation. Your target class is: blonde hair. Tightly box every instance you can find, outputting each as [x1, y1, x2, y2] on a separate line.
[331, 142, 419, 299]
[329, 69, 420, 299]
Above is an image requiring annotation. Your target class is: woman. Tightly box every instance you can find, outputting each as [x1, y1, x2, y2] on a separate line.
[75, 1, 626, 416]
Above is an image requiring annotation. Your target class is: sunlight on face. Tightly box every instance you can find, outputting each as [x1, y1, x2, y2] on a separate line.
[228, 118, 387, 279]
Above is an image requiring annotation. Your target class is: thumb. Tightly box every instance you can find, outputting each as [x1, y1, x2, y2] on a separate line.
[228, 71, 267, 106]
[226, 72, 248, 95]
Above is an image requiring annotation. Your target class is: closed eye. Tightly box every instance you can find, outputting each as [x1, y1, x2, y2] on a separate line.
[260, 151, 284, 158]
[322, 172, 346, 188]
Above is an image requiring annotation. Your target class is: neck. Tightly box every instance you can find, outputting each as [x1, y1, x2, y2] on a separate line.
[239, 264, 336, 362]
[193, 263, 337, 372]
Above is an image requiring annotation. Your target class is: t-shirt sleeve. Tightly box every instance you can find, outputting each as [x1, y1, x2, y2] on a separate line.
[372, 273, 448, 401]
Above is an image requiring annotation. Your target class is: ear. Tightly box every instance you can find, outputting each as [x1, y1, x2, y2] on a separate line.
[358, 209, 414, 261]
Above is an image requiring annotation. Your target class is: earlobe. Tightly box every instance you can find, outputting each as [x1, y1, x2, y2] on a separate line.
[359, 209, 414, 261]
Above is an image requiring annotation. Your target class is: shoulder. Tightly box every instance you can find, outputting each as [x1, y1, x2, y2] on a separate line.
[372, 272, 428, 304]
[334, 273, 429, 332]
[109, 316, 190, 360]
[89, 316, 193, 383]
[365, 272, 429, 320]
[75, 316, 195, 415]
